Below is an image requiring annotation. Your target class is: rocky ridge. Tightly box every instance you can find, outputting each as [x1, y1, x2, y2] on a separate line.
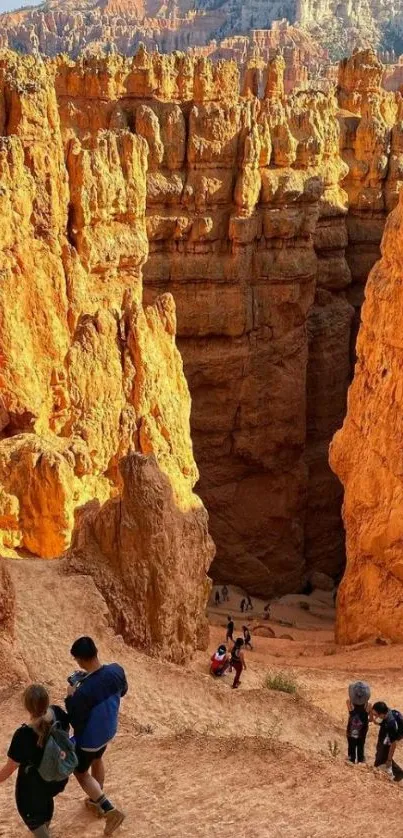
[0, 0, 402, 64]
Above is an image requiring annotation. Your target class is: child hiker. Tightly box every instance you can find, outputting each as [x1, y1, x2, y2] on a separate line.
[346, 680, 371, 764]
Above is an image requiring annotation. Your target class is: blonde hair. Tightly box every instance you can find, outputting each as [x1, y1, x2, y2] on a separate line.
[24, 684, 52, 747]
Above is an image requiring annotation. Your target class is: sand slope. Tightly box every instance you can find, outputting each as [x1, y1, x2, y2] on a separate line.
[1, 560, 403, 837]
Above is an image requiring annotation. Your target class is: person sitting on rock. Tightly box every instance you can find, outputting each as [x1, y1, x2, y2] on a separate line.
[230, 638, 246, 690]
[243, 625, 253, 650]
[226, 616, 234, 644]
[240, 598, 246, 613]
[346, 680, 371, 764]
[210, 645, 230, 677]
[221, 585, 229, 602]
[372, 701, 403, 781]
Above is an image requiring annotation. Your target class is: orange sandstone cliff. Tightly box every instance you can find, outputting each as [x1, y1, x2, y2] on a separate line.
[0, 48, 401, 602]
[331, 186, 403, 643]
[0, 51, 214, 660]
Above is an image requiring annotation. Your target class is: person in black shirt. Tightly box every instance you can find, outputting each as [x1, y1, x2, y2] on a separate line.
[372, 701, 403, 781]
[226, 616, 234, 644]
[243, 625, 253, 650]
[0, 684, 70, 837]
[246, 595, 253, 611]
[346, 681, 371, 764]
[230, 638, 246, 689]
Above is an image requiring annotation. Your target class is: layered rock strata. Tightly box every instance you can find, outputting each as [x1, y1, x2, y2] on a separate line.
[0, 48, 401, 599]
[330, 187, 403, 642]
[0, 51, 213, 656]
[53, 47, 353, 595]
[1, 0, 403, 64]
[338, 50, 402, 363]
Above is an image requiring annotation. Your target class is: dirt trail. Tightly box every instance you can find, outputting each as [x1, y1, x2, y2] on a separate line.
[1, 560, 403, 837]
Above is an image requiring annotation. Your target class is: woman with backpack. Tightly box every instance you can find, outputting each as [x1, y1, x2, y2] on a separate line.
[0, 683, 71, 837]
[230, 638, 246, 689]
[346, 680, 371, 764]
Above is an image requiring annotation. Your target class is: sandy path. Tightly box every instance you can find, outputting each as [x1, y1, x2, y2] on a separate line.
[1, 560, 403, 837]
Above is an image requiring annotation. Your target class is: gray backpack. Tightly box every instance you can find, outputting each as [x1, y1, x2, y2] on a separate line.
[348, 681, 371, 706]
[38, 723, 78, 783]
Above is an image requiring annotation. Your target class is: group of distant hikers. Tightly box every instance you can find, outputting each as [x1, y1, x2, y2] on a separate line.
[210, 616, 403, 775]
[214, 586, 253, 613]
[347, 680, 403, 779]
[0, 636, 127, 836]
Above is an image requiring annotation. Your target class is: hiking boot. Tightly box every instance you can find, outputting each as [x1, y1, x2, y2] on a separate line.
[104, 808, 126, 835]
[84, 798, 104, 817]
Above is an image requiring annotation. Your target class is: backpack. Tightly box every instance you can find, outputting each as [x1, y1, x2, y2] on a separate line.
[348, 681, 371, 706]
[38, 723, 78, 783]
[391, 710, 403, 741]
[349, 713, 364, 739]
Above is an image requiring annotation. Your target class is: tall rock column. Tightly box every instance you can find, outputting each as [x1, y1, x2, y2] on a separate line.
[331, 188, 403, 642]
[338, 51, 399, 365]
[0, 52, 214, 659]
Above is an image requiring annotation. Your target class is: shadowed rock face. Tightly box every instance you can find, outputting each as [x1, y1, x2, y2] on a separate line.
[331, 187, 403, 643]
[67, 453, 214, 664]
[0, 48, 402, 601]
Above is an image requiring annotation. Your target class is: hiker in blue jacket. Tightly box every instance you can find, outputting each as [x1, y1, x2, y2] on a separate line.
[65, 636, 128, 836]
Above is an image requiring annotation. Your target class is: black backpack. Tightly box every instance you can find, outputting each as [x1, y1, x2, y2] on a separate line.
[392, 710, 403, 740]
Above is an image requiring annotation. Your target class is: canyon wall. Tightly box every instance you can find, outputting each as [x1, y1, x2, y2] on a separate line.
[0, 47, 401, 600]
[0, 51, 214, 660]
[330, 186, 403, 643]
[52, 47, 354, 595]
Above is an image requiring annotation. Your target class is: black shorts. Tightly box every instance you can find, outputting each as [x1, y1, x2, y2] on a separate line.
[75, 745, 107, 774]
[16, 770, 67, 831]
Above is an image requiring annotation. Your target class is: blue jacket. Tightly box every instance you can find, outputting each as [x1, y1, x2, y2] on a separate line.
[65, 663, 128, 750]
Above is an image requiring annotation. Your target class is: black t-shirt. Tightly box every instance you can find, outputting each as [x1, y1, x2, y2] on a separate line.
[231, 646, 242, 664]
[227, 621, 234, 634]
[8, 705, 69, 775]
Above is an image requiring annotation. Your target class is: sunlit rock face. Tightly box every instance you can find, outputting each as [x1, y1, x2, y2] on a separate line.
[1, 48, 402, 600]
[331, 187, 403, 643]
[0, 51, 207, 554]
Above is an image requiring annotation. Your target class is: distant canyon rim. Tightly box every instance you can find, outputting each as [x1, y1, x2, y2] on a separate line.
[1, 44, 403, 646]
[3, 0, 403, 66]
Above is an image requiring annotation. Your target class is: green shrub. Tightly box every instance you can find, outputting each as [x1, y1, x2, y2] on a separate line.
[265, 671, 298, 695]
